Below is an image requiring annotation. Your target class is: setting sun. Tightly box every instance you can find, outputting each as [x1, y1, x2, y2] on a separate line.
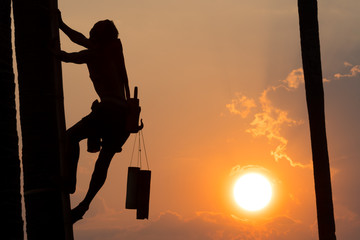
[233, 173, 272, 212]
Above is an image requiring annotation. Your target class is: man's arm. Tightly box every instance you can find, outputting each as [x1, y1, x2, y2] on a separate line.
[55, 49, 91, 64]
[58, 11, 93, 49]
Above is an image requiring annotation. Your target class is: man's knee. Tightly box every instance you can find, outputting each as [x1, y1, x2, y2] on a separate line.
[66, 119, 91, 143]
[67, 126, 85, 143]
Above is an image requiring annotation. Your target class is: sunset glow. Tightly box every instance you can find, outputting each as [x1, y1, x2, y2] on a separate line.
[233, 173, 272, 212]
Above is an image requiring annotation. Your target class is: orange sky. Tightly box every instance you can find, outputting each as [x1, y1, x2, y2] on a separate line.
[45, 0, 360, 239]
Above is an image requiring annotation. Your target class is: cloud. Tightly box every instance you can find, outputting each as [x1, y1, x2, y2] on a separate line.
[227, 61, 360, 167]
[334, 62, 360, 79]
[226, 67, 332, 168]
[73, 192, 316, 240]
[282, 68, 330, 87]
[243, 86, 307, 168]
[74, 210, 316, 240]
[229, 164, 271, 177]
[282, 68, 304, 89]
[225, 93, 256, 118]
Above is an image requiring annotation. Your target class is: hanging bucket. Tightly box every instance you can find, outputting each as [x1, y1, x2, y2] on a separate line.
[125, 129, 151, 219]
[125, 167, 140, 209]
[136, 170, 151, 219]
[125, 168, 151, 219]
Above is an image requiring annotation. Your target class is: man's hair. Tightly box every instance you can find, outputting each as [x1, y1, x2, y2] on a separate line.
[90, 20, 119, 44]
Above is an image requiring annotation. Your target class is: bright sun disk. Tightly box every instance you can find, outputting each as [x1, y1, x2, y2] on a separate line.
[233, 173, 272, 211]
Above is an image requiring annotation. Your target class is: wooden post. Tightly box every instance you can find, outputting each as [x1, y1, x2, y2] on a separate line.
[12, 0, 73, 238]
[298, 0, 336, 239]
[0, 0, 24, 238]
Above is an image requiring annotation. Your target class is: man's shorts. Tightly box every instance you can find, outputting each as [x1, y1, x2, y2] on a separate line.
[70, 100, 130, 153]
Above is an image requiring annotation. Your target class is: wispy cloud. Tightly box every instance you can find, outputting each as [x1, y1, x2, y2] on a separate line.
[229, 164, 271, 177]
[282, 67, 329, 87]
[225, 93, 256, 118]
[226, 63, 356, 167]
[334, 62, 360, 79]
[227, 69, 309, 168]
[282, 68, 304, 89]
[247, 86, 309, 168]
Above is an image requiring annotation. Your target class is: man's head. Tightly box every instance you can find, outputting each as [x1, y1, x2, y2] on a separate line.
[90, 20, 118, 44]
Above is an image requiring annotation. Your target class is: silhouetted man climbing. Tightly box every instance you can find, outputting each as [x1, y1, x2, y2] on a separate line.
[56, 12, 131, 223]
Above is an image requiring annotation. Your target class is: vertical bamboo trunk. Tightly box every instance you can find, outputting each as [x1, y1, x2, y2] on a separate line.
[12, 0, 73, 239]
[297, 0, 336, 239]
[0, 0, 24, 239]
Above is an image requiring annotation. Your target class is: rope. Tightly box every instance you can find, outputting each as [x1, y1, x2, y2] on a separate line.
[138, 130, 142, 168]
[130, 132, 138, 166]
[129, 129, 150, 170]
[141, 130, 150, 170]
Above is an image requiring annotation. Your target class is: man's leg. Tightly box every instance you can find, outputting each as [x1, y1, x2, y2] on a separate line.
[65, 122, 89, 194]
[72, 148, 116, 223]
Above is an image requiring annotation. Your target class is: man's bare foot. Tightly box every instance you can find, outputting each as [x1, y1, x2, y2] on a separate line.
[71, 203, 89, 224]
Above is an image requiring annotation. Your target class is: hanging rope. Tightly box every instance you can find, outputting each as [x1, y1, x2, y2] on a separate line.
[130, 132, 138, 166]
[129, 129, 150, 170]
[140, 130, 150, 170]
[138, 130, 142, 168]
